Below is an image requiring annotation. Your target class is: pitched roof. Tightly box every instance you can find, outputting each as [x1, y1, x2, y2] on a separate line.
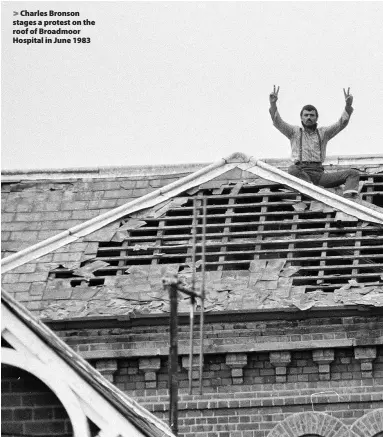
[1, 288, 175, 437]
[2, 152, 383, 274]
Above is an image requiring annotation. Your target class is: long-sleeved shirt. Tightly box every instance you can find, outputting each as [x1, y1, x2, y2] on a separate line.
[270, 109, 352, 163]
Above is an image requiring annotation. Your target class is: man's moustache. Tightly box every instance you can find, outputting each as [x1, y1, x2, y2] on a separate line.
[302, 121, 318, 130]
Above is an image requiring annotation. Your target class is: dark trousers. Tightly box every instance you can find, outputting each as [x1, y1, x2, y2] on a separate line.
[288, 163, 360, 194]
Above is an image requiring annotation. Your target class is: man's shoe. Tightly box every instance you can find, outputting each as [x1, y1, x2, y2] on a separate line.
[343, 191, 359, 199]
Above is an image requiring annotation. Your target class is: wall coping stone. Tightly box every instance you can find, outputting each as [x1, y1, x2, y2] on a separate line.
[75, 338, 379, 360]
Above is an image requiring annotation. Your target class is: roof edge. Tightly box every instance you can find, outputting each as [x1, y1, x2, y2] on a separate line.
[1, 153, 383, 273]
[2, 154, 383, 181]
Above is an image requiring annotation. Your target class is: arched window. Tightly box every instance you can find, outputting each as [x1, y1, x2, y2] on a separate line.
[268, 412, 349, 437]
[351, 409, 383, 437]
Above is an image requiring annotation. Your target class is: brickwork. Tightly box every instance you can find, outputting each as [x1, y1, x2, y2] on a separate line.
[351, 409, 383, 437]
[268, 412, 350, 437]
[148, 398, 383, 437]
[5, 349, 381, 436]
[61, 315, 383, 361]
[91, 347, 383, 394]
[2, 161, 383, 436]
[56, 322, 383, 437]
[1, 364, 72, 437]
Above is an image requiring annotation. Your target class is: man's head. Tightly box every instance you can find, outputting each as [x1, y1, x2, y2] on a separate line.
[300, 105, 318, 129]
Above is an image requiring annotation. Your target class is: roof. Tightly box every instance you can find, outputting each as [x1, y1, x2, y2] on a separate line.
[2, 153, 383, 273]
[1, 288, 175, 437]
[2, 154, 382, 180]
[2, 152, 383, 319]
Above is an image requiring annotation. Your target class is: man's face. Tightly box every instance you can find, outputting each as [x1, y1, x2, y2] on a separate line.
[301, 110, 318, 127]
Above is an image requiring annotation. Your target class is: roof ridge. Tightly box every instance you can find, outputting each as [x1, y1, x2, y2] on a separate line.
[2, 154, 383, 180]
[2, 156, 383, 273]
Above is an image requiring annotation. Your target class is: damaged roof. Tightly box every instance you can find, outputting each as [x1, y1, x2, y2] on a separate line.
[2, 153, 383, 319]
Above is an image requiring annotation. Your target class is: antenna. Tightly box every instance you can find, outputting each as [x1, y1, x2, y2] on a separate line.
[162, 195, 207, 435]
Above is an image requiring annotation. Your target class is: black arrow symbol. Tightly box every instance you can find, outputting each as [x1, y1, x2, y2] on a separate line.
[13, 11, 18, 16]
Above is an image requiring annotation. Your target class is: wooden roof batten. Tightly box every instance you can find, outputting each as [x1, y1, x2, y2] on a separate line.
[1, 288, 175, 437]
[1, 151, 383, 274]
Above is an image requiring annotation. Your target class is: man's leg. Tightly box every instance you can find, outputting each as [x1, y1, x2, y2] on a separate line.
[318, 168, 360, 196]
[288, 164, 313, 183]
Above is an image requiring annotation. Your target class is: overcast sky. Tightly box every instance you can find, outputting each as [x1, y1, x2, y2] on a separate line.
[2, 1, 383, 171]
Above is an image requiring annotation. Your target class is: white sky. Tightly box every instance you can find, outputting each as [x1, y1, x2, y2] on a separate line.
[2, 1, 383, 170]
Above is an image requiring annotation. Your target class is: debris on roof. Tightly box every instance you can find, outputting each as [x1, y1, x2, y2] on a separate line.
[22, 260, 379, 320]
[73, 261, 110, 280]
[111, 219, 147, 242]
[335, 211, 359, 222]
[2, 153, 383, 320]
[84, 222, 120, 242]
[292, 201, 308, 212]
[309, 200, 334, 213]
[130, 198, 189, 220]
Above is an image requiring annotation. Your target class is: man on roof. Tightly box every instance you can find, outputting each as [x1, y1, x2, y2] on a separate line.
[269, 86, 360, 198]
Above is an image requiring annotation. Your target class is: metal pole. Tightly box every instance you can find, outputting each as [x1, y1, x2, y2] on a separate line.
[168, 280, 179, 436]
[189, 199, 198, 394]
[191, 199, 198, 292]
[188, 297, 195, 394]
[199, 197, 207, 395]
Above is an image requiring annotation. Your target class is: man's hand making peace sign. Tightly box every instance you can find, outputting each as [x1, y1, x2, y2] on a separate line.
[344, 87, 353, 107]
[269, 85, 280, 105]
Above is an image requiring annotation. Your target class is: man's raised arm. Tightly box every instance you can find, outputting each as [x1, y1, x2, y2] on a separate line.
[269, 85, 295, 139]
[324, 88, 354, 140]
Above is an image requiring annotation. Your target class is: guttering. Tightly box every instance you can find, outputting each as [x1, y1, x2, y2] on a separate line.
[2, 154, 382, 181]
[43, 306, 383, 331]
[1, 162, 208, 181]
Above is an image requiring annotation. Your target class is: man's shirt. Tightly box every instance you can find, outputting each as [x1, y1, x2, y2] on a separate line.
[271, 109, 352, 163]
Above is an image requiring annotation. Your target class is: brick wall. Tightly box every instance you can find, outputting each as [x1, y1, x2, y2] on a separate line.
[55, 316, 383, 437]
[124, 347, 383, 437]
[1, 364, 72, 437]
[1, 364, 101, 437]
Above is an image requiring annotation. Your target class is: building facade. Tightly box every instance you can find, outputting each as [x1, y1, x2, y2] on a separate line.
[2, 153, 383, 437]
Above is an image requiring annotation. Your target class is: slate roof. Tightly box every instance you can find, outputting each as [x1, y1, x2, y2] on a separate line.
[2, 153, 383, 319]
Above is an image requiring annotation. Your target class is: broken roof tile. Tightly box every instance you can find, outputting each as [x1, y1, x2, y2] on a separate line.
[290, 295, 316, 311]
[84, 223, 120, 242]
[309, 200, 334, 213]
[73, 261, 109, 280]
[334, 287, 383, 307]
[279, 266, 300, 277]
[335, 211, 359, 222]
[249, 260, 267, 272]
[119, 219, 147, 231]
[292, 202, 308, 212]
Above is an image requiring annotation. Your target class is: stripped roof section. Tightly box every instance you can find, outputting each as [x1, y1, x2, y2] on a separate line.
[2, 152, 383, 273]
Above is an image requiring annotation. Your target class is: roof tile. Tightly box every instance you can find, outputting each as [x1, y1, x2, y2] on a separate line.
[2, 156, 383, 317]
